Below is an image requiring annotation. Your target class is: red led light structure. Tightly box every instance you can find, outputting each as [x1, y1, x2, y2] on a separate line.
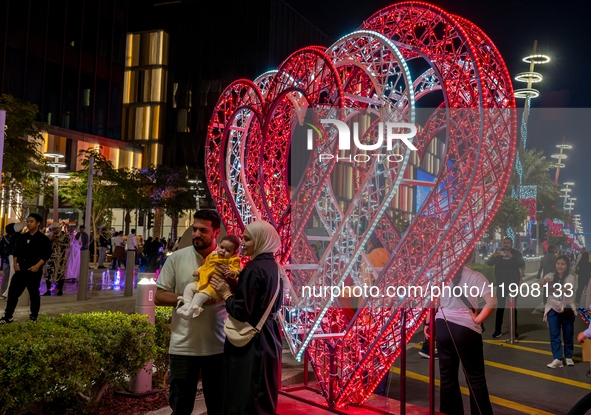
[206, 2, 516, 408]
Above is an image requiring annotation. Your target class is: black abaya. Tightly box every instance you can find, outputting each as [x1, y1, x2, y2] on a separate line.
[222, 252, 283, 415]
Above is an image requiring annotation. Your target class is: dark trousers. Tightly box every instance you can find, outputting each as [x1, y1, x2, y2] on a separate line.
[168, 353, 224, 415]
[576, 274, 590, 304]
[46, 278, 64, 291]
[495, 282, 518, 332]
[5, 269, 43, 319]
[436, 319, 494, 415]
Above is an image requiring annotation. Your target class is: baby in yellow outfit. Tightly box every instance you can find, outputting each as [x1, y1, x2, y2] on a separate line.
[177, 235, 242, 319]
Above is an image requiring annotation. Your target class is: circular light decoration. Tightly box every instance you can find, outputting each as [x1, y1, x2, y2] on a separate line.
[205, 2, 517, 407]
[552, 153, 568, 159]
[43, 152, 65, 159]
[47, 162, 67, 168]
[49, 172, 70, 179]
[514, 88, 540, 98]
[553, 163, 566, 168]
[523, 54, 551, 64]
[557, 144, 573, 149]
[564, 181, 575, 186]
[514, 72, 543, 83]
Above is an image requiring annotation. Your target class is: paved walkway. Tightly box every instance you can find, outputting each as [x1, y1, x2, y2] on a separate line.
[0, 268, 138, 320]
[3, 270, 591, 414]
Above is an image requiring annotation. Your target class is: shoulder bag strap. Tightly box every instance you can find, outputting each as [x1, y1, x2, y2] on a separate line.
[254, 263, 281, 332]
[452, 269, 477, 312]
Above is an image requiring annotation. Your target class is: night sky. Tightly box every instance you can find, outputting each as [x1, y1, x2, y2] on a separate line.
[289, 0, 591, 239]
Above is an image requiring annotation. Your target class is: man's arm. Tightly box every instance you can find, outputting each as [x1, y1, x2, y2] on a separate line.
[154, 287, 181, 306]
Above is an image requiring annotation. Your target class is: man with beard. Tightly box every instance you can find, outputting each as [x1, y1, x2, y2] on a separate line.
[155, 209, 227, 415]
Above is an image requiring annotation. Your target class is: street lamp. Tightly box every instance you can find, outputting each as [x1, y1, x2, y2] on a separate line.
[43, 152, 69, 225]
[552, 143, 572, 183]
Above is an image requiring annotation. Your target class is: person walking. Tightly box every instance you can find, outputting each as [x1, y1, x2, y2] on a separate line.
[97, 228, 109, 268]
[75, 225, 89, 251]
[154, 210, 227, 415]
[543, 255, 576, 368]
[537, 245, 557, 279]
[487, 237, 525, 338]
[210, 220, 284, 415]
[126, 228, 138, 265]
[426, 250, 497, 415]
[44, 223, 70, 296]
[0, 214, 52, 323]
[110, 232, 125, 270]
[0, 223, 23, 298]
[576, 251, 591, 305]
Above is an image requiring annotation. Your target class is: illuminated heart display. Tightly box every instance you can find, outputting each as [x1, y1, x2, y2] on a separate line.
[206, 2, 516, 408]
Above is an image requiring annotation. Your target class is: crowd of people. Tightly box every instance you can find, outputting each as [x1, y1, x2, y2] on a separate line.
[2, 210, 591, 414]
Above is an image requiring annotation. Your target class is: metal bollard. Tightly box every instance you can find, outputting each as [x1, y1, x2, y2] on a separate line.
[129, 274, 157, 393]
[77, 250, 89, 301]
[507, 295, 518, 344]
[124, 251, 135, 297]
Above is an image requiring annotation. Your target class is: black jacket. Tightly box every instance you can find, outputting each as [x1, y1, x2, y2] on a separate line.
[14, 230, 52, 270]
[486, 248, 525, 283]
[537, 253, 557, 279]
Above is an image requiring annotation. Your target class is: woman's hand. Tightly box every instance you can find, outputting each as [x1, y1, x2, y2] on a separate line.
[210, 276, 231, 299]
[213, 265, 227, 279]
[424, 324, 431, 339]
[470, 309, 481, 325]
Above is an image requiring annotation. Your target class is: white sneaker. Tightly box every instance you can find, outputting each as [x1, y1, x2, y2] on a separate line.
[566, 358, 575, 366]
[547, 359, 564, 368]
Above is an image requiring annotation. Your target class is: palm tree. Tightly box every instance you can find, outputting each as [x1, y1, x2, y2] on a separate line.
[520, 148, 567, 223]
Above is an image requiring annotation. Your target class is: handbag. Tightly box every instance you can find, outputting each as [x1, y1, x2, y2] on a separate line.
[563, 307, 574, 320]
[224, 266, 281, 347]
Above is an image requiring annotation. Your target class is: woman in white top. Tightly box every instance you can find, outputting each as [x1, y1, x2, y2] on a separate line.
[542, 255, 576, 368]
[425, 250, 497, 415]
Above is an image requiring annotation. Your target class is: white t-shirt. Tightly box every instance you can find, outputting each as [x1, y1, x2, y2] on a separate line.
[112, 235, 124, 247]
[435, 267, 492, 334]
[542, 272, 575, 313]
[126, 234, 138, 250]
[156, 246, 228, 356]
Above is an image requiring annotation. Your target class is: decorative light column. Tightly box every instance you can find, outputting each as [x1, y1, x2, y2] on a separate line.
[513, 43, 549, 247]
[551, 142, 572, 183]
[43, 152, 69, 225]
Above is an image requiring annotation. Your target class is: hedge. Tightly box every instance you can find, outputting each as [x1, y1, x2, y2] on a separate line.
[468, 263, 495, 283]
[0, 308, 173, 415]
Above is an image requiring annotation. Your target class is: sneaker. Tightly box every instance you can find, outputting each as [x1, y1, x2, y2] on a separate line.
[418, 350, 439, 359]
[57, 290, 63, 296]
[566, 358, 575, 366]
[42, 291, 51, 296]
[29, 316, 37, 323]
[492, 330, 502, 338]
[0, 317, 13, 324]
[547, 359, 564, 368]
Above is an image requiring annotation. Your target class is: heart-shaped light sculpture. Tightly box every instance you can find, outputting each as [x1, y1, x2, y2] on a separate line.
[206, 2, 516, 408]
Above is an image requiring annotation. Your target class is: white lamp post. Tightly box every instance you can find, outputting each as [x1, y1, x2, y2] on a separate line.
[44, 152, 69, 225]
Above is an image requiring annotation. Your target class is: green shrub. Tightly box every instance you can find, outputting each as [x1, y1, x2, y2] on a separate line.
[0, 312, 157, 414]
[468, 263, 495, 283]
[154, 306, 172, 386]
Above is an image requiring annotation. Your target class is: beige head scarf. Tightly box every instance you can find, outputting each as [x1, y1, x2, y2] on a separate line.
[245, 220, 281, 259]
[244, 220, 288, 282]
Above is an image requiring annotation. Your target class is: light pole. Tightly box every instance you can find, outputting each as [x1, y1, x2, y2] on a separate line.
[43, 152, 69, 225]
[551, 142, 572, 183]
